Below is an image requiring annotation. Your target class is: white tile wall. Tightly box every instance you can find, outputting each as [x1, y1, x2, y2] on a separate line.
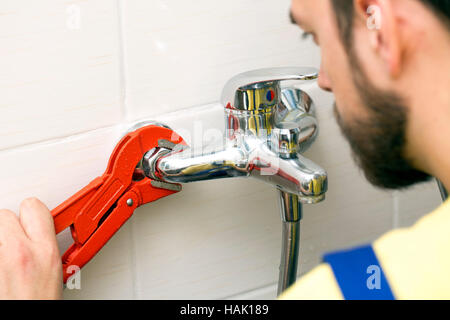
[396, 182, 443, 228]
[0, 0, 442, 300]
[120, 0, 320, 120]
[0, 0, 122, 151]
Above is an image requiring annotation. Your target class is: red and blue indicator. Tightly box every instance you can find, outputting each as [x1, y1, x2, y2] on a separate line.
[266, 89, 275, 102]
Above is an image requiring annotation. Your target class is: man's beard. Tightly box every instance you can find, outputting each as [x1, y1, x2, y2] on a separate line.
[333, 60, 431, 189]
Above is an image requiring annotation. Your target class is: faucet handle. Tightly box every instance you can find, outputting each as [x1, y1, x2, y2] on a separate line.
[221, 67, 318, 111]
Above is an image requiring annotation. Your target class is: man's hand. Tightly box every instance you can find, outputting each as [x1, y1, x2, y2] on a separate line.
[0, 198, 62, 299]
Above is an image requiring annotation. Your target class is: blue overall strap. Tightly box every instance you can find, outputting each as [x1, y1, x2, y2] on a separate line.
[323, 244, 395, 300]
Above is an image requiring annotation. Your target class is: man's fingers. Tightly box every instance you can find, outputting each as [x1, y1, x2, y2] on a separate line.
[0, 209, 26, 242]
[19, 198, 57, 244]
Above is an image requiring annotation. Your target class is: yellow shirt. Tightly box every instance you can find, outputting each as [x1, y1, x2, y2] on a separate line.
[280, 199, 450, 300]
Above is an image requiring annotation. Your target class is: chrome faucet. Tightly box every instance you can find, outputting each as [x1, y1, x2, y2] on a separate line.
[142, 67, 328, 295]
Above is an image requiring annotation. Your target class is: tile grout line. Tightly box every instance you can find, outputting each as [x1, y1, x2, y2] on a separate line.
[0, 124, 121, 155]
[116, 0, 139, 299]
[0, 101, 223, 155]
[116, 0, 130, 123]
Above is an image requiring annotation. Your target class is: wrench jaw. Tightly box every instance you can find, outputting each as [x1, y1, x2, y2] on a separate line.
[141, 139, 189, 192]
[52, 122, 188, 283]
[126, 121, 188, 191]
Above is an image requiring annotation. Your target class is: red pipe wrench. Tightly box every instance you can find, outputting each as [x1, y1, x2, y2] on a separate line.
[51, 124, 186, 283]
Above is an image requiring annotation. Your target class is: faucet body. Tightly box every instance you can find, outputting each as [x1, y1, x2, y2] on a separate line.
[146, 67, 327, 203]
[142, 67, 328, 294]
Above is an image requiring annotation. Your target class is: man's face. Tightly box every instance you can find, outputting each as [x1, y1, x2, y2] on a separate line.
[290, 0, 430, 189]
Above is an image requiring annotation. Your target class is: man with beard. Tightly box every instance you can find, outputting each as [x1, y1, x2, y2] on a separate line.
[279, 0, 450, 299]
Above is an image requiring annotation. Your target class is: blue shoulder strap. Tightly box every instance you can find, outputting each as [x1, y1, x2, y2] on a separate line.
[323, 244, 395, 300]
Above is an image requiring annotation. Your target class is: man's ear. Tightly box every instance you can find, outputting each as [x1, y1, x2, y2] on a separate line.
[354, 0, 402, 77]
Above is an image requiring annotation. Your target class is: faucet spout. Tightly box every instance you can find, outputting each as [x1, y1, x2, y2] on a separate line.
[146, 134, 327, 203]
[154, 145, 248, 183]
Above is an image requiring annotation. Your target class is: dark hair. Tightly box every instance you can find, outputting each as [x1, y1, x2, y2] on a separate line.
[331, 0, 450, 46]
